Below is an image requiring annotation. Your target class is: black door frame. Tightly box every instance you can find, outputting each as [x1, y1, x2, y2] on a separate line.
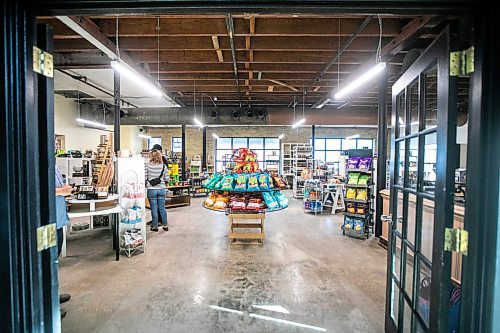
[2, 2, 497, 333]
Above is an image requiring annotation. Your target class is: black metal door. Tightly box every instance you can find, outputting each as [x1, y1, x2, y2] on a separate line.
[385, 27, 457, 333]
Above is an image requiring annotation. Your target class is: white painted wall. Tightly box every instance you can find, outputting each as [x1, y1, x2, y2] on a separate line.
[54, 95, 143, 153]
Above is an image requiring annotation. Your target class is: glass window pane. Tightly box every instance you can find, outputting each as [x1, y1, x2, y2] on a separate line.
[391, 278, 400, 327]
[422, 133, 437, 195]
[216, 149, 232, 162]
[325, 151, 341, 163]
[314, 139, 325, 150]
[249, 138, 264, 149]
[254, 150, 264, 164]
[424, 64, 438, 130]
[415, 318, 426, 333]
[404, 246, 415, 302]
[393, 232, 402, 281]
[326, 138, 342, 150]
[217, 138, 232, 149]
[172, 137, 182, 152]
[408, 137, 419, 189]
[409, 79, 420, 134]
[407, 193, 417, 246]
[396, 140, 406, 186]
[417, 260, 432, 327]
[148, 137, 162, 150]
[315, 151, 325, 163]
[266, 150, 280, 160]
[215, 161, 223, 172]
[421, 199, 434, 261]
[395, 189, 403, 234]
[343, 139, 357, 150]
[233, 138, 248, 148]
[265, 138, 280, 149]
[403, 299, 413, 332]
[397, 91, 406, 138]
[357, 139, 373, 150]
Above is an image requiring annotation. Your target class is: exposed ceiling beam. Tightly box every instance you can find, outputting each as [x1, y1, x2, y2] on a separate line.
[225, 14, 242, 107]
[312, 15, 438, 107]
[268, 86, 274, 92]
[211, 35, 224, 62]
[268, 79, 299, 92]
[55, 15, 183, 106]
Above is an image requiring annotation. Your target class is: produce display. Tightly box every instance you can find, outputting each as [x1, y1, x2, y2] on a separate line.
[202, 147, 289, 212]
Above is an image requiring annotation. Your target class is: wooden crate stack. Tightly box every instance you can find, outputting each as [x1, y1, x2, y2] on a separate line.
[92, 134, 113, 185]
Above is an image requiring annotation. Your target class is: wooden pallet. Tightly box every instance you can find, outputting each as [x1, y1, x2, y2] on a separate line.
[228, 213, 265, 245]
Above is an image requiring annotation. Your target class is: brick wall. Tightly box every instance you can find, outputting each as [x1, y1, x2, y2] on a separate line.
[144, 126, 378, 161]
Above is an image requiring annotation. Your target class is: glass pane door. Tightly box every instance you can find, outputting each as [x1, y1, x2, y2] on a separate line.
[386, 27, 457, 333]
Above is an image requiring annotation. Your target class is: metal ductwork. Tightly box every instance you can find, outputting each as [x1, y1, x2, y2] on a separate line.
[89, 107, 377, 126]
[245, 108, 254, 118]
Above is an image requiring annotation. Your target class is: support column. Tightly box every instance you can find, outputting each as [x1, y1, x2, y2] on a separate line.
[311, 125, 316, 159]
[181, 125, 186, 180]
[202, 127, 207, 171]
[113, 69, 120, 153]
[375, 69, 388, 238]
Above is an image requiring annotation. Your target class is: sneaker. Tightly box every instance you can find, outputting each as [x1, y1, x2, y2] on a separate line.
[150, 227, 159, 232]
[61, 309, 67, 319]
[59, 294, 71, 304]
[163, 226, 169, 231]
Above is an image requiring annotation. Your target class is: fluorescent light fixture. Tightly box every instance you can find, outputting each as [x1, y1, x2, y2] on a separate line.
[291, 118, 306, 128]
[212, 133, 219, 139]
[410, 121, 420, 126]
[252, 305, 290, 314]
[314, 98, 331, 109]
[334, 62, 386, 100]
[76, 118, 107, 129]
[111, 60, 163, 97]
[399, 117, 406, 127]
[209, 305, 243, 315]
[138, 134, 151, 139]
[346, 134, 360, 140]
[278, 134, 285, 140]
[193, 117, 205, 128]
[249, 313, 326, 332]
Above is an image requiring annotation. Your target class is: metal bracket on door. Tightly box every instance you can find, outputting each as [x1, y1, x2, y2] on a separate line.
[450, 46, 474, 76]
[444, 227, 468, 255]
[32, 46, 54, 78]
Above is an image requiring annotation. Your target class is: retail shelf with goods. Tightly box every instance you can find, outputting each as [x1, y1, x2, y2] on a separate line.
[292, 145, 313, 199]
[303, 179, 323, 215]
[56, 157, 93, 186]
[190, 177, 208, 197]
[342, 149, 374, 239]
[202, 148, 289, 213]
[117, 157, 147, 258]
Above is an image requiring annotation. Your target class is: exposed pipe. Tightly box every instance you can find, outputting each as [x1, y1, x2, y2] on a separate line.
[225, 14, 242, 107]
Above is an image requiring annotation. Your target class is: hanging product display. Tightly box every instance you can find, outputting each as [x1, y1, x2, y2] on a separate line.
[202, 148, 288, 212]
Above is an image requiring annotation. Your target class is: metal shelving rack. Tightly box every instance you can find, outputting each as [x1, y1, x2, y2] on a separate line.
[292, 145, 313, 198]
[303, 179, 323, 214]
[342, 149, 374, 239]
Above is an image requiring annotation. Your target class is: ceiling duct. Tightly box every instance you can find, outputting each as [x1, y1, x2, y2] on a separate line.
[401, 49, 422, 74]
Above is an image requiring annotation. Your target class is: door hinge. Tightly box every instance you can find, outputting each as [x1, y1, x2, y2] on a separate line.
[32, 46, 54, 78]
[37, 223, 57, 252]
[444, 227, 468, 255]
[450, 47, 474, 76]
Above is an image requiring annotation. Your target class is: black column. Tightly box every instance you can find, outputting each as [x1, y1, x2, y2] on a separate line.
[181, 125, 186, 180]
[113, 69, 120, 153]
[311, 125, 316, 159]
[375, 69, 388, 238]
[202, 127, 207, 171]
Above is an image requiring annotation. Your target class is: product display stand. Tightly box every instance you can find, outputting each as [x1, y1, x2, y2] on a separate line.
[190, 177, 208, 196]
[342, 149, 374, 239]
[165, 184, 191, 208]
[322, 183, 345, 214]
[117, 157, 146, 258]
[303, 179, 323, 214]
[292, 145, 313, 198]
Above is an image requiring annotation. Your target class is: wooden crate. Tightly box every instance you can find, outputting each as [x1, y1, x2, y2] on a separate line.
[228, 212, 265, 245]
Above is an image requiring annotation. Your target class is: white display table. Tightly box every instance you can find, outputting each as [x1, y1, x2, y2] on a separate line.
[63, 194, 121, 258]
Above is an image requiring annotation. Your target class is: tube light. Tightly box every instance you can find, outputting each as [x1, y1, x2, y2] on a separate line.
[138, 134, 151, 139]
[278, 134, 285, 140]
[111, 60, 163, 97]
[346, 134, 360, 140]
[212, 133, 219, 139]
[291, 118, 306, 128]
[193, 117, 205, 128]
[334, 62, 387, 100]
[410, 121, 420, 126]
[314, 98, 331, 109]
[76, 118, 107, 129]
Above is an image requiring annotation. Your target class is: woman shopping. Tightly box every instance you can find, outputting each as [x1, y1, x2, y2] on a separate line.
[145, 149, 169, 232]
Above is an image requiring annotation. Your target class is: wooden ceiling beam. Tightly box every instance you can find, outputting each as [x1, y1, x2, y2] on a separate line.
[211, 35, 224, 62]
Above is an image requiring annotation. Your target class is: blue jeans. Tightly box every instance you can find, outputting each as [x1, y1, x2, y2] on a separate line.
[147, 189, 168, 228]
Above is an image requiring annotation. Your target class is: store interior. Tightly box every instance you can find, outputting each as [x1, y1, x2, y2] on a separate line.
[40, 13, 470, 333]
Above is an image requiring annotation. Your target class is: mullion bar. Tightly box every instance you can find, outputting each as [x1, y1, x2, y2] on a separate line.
[395, 127, 437, 142]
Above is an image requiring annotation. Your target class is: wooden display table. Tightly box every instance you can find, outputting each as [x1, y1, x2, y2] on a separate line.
[145, 185, 191, 209]
[228, 212, 265, 245]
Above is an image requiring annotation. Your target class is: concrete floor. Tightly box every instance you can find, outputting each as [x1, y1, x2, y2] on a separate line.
[60, 191, 387, 333]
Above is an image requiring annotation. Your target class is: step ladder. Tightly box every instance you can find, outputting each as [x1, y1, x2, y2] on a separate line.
[322, 184, 345, 214]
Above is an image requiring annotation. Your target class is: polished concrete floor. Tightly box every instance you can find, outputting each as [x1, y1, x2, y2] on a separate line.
[60, 192, 387, 333]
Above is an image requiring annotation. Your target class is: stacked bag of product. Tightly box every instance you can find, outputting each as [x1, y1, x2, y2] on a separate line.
[203, 172, 287, 191]
[347, 157, 373, 170]
[121, 206, 143, 224]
